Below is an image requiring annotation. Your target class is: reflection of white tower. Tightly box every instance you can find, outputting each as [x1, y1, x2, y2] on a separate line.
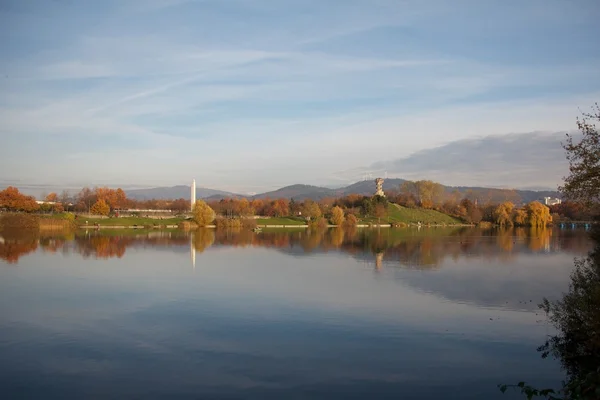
[190, 233, 196, 270]
[191, 179, 196, 211]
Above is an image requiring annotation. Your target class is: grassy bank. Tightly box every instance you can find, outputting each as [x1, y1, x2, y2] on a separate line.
[361, 203, 462, 225]
[1, 213, 75, 231]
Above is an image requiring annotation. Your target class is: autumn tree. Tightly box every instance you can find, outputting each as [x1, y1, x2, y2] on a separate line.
[493, 202, 514, 226]
[302, 199, 322, 220]
[90, 199, 110, 216]
[237, 198, 254, 217]
[512, 209, 527, 226]
[330, 206, 345, 225]
[560, 103, 600, 205]
[76, 187, 97, 212]
[45, 192, 58, 202]
[400, 181, 418, 199]
[272, 199, 289, 217]
[0, 186, 40, 212]
[459, 199, 482, 224]
[192, 200, 215, 226]
[59, 190, 72, 209]
[525, 201, 552, 227]
[167, 198, 187, 214]
[251, 199, 265, 215]
[344, 213, 358, 227]
[114, 188, 127, 209]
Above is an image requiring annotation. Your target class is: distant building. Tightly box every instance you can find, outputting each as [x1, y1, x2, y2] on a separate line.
[36, 200, 57, 205]
[543, 197, 562, 206]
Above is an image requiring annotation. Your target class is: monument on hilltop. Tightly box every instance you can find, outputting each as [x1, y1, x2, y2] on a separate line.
[374, 178, 385, 197]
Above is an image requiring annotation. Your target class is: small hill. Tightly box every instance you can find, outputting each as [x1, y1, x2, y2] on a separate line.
[253, 184, 335, 200]
[363, 203, 462, 225]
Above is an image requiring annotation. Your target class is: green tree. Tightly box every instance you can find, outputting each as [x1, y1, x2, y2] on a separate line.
[560, 104, 600, 205]
[532, 225, 600, 400]
[90, 199, 110, 216]
[192, 200, 216, 226]
[330, 206, 345, 225]
[500, 104, 600, 400]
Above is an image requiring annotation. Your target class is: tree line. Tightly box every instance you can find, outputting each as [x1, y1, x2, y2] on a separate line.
[1, 183, 590, 228]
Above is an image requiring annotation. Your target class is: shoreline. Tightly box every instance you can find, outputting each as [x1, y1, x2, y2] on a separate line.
[75, 223, 474, 229]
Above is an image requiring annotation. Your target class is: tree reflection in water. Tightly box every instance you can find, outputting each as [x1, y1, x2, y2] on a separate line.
[0, 227, 593, 266]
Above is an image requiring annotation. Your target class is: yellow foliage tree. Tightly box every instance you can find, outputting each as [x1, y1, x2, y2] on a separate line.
[330, 206, 345, 225]
[493, 201, 514, 226]
[303, 200, 322, 220]
[192, 200, 215, 226]
[525, 201, 552, 227]
[344, 213, 358, 226]
[90, 199, 110, 216]
[512, 209, 527, 226]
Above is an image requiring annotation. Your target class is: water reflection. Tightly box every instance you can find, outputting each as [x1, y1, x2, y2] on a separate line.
[0, 227, 592, 267]
[0, 226, 593, 399]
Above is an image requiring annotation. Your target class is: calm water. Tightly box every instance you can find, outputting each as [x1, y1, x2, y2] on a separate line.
[0, 227, 593, 399]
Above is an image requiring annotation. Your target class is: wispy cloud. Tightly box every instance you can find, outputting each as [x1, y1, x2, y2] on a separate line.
[0, 0, 599, 191]
[359, 132, 571, 189]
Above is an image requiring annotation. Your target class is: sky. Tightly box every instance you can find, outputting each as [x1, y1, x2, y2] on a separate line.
[0, 0, 599, 194]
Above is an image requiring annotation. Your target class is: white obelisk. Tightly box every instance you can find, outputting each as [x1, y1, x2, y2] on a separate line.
[191, 179, 196, 211]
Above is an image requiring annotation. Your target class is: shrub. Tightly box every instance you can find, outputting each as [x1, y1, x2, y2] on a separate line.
[63, 212, 75, 222]
[192, 201, 216, 226]
[344, 214, 358, 227]
[309, 217, 327, 230]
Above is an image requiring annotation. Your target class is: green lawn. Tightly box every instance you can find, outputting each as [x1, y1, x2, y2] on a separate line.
[361, 203, 462, 225]
[255, 217, 307, 226]
[76, 216, 185, 226]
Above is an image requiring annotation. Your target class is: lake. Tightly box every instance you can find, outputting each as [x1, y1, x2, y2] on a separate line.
[0, 227, 592, 399]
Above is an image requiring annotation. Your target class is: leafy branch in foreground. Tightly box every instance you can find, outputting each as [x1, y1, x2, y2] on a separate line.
[498, 382, 559, 400]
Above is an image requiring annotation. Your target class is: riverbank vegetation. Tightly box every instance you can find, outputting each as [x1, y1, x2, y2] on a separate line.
[2, 182, 588, 229]
[500, 103, 600, 399]
[1, 148, 596, 230]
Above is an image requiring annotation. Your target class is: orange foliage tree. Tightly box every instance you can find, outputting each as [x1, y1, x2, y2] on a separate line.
[45, 192, 58, 202]
[90, 199, 110, 216]
[0, 186, 40, 212]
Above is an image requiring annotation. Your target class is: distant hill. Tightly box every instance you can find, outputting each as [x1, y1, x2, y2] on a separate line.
[123, 180, 560, 205]
[253, 184, 337, 201]
[126, 185, 238, 200]
[339, 178, 406, 196]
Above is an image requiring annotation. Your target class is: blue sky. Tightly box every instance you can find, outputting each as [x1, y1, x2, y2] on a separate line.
[1, 0, 599, 193]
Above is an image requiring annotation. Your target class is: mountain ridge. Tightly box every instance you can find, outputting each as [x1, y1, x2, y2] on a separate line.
[125, 179, 560, 204]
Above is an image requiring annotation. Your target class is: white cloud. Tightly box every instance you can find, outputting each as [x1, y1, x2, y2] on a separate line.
[0, 0, 598, 191]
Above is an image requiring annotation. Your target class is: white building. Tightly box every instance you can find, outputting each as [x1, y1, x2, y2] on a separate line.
[543, 197, 562, 206]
